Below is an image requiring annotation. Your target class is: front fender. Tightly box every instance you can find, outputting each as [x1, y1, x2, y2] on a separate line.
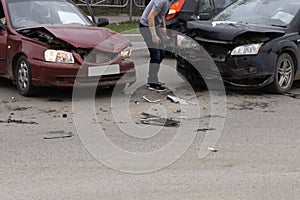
[271, 39, 300, 72]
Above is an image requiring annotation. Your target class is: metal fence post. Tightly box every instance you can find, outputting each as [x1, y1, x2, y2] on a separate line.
[129, 0, 133, 21]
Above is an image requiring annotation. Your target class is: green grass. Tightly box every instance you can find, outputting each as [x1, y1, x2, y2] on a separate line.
[106, 20, 140, 34]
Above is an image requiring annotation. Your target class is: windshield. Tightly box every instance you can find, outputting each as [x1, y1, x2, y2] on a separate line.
[195, 0, 237, 15]
[214, 0, 300, 27]
[6, 0, 93, 29]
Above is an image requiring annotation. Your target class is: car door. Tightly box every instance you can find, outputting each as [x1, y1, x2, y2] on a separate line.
[0, 1, 7, 75]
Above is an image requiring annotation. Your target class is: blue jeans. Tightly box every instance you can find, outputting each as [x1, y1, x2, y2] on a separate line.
[139, 23, 165, 84]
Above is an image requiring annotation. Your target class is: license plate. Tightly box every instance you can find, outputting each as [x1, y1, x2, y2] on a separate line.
[88, 64, 120, 77]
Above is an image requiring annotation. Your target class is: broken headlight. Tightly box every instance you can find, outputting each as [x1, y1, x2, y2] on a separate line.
[231, 43, 263, 56]
[121, 46, 132, 59]
[44, 50, 74, 64]
[177, 35, 197, 48]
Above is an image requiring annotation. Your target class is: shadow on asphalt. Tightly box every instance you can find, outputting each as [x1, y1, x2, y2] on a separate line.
[1, 77, 300, 100]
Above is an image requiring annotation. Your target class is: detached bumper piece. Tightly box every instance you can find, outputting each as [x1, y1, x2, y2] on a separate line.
[139, 112, 181, 127]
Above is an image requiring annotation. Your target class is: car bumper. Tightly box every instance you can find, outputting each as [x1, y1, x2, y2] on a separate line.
[29, 59, 136, 87]
[177, 50, 277, 88]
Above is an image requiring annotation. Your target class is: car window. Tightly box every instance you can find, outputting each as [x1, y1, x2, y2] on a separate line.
[6, 0, 93, 29]
[197, 0, 213, 13]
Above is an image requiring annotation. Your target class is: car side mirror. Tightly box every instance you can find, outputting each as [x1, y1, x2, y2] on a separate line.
[97, 18, 109, 27]
[199, 13, 212, 20]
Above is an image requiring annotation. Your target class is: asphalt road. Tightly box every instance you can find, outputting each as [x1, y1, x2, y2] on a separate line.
[0, 39, 300, 200]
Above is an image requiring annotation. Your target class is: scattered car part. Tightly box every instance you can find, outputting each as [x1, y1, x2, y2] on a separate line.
[0, 118, 38, 124]
[140, 112, 181, 127]
[142, 96, 161, 103]
[167, 95, 188, 105]
[44, 131, 73, 139]
[208, 147, 218, 152]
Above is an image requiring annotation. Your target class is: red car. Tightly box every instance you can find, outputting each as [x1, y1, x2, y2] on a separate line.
[0, 0, 135, 96]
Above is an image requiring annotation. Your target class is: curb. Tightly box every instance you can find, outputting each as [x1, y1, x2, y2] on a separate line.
[122, 34, 143, 42]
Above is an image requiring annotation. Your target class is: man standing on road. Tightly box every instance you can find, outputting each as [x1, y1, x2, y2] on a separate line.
[140, 0, 173, 92]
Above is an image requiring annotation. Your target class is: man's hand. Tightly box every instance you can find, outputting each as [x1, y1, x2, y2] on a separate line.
[162, 28, 169, 41]
[152, 34, 161, 44]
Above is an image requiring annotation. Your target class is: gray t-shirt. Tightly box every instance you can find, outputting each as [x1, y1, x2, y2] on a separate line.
[140, 0, 172, 27]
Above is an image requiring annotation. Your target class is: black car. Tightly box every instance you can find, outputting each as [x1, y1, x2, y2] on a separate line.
[165, 0, 237, 53]
[166, 0, 237, 31]
[176, 0, 300, 93]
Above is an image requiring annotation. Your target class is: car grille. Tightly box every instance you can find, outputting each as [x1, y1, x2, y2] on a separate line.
[194, 37, 234, 62]
[76, 49, 117, 64]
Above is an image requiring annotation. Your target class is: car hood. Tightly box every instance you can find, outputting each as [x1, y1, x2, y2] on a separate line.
[187, 21, 286, 41]
[19, 25, 130, 52]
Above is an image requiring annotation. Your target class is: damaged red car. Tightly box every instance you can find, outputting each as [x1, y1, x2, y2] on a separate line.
[0, 0, 135, 96]
[176, 0, 300, 93]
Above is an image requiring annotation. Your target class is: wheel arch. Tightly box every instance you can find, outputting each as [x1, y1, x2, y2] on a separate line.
[11, 53, 27, 83]
[272, 41, 300, 74]
[277, 49, 298, 74]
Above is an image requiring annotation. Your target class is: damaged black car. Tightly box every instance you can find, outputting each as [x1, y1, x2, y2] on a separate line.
[176, 0, 300, 93]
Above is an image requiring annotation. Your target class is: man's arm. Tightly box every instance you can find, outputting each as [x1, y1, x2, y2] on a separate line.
[148, 9, 161, 44]
[161, 16, 168, 40]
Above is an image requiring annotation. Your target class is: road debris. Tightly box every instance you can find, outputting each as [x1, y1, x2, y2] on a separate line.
[12, 107, 30, 111]
[208, 147, 218, 152]
[167, 95, 188, 105]
[139, 112, 181, 127]
[197, 128, 216, 132]
[0, 119, 38, 124]
[173, 109, 187, 113]
[43, 131, 73, 139]
[100, 108, 109, 112]
[167, 95, 197, 105]
[142, 96, 161, 103]
[284, 93, 300, 99]
[114, 121, 127, 124]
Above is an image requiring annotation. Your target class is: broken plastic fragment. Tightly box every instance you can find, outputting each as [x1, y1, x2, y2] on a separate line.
[167, 95, 188, 105]
[139, 112, 180, 127]
[208, 147, 218, 152]
[44, 131, 73, 139]
[142, 96, 161, 103]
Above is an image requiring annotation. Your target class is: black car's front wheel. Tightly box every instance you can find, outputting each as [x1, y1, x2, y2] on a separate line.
[268, 53, 295, 94]
[15, 55, 35, 96]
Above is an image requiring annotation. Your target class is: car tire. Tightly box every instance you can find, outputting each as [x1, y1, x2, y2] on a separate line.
[177, 57, 207, 90]
[186, 67, 207, 90]
[267, 53, 295, 94]
[15, 55, 35, 96]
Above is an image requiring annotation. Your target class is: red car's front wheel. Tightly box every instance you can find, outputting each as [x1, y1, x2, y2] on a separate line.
[15, 55, 35, 96]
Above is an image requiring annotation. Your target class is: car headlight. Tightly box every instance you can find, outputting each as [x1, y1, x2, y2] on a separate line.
[177, 34, 197, 48]
[121, 47, 132, 59]
[44, 50, 74, 64]
[231, 43, 263, 56]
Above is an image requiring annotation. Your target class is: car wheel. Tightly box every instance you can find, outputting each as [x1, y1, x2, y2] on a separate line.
[15, 55, 35, 96]
[268, 53, 295, 93]
[177, 57, 207, 90]
[186, 67, 207, 90]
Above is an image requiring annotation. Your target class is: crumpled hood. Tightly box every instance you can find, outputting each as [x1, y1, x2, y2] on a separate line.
[187, 20, 286, 41]
[22, 25, 130, 52]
